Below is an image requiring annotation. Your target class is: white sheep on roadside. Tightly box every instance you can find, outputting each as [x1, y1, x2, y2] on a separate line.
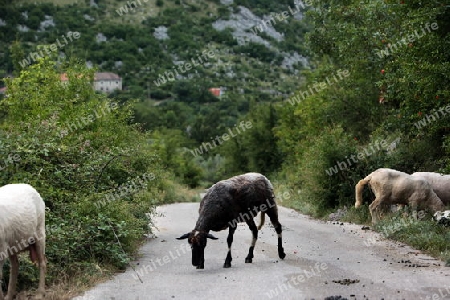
[411, 172, 450, 205]
[0, 184, 46, 300]
[355, 168, 445, 224]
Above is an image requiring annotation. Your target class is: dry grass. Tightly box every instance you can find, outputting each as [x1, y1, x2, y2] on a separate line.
[107, 0, 220, 25]
[16, 0, 220, 26]
[16, 0, 79, 5]
[13, 263, 117, 300]
[372, 212, 450, 264]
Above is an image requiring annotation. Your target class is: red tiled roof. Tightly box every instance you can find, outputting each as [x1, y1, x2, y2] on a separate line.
[60, 73, 86, 81]
[60, 72, 121, 82]
[94, 72, 121, 81]
[209, 88, 221, 97]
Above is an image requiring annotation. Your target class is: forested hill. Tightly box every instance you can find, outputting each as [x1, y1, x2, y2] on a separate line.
[0, 0, 314, 186]
[0, 0, 309, 131]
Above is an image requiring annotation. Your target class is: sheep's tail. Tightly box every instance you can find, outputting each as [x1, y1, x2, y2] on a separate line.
[257, 212, 265, 230]
[355, 176, 371, 208]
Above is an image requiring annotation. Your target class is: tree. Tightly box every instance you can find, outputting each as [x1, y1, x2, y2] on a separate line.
[9, 40, 25, 76]
[275, 0, 450, 215]
[0, 55, 166, 285]
[220, 103, 282, 175]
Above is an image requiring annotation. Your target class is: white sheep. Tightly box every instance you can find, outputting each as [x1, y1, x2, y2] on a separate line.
[355, 168, 445, 223]
[0, 184, 46, 300]
[411, 172, 450, 205]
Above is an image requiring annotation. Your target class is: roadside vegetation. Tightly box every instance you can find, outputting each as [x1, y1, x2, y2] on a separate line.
[0, 55, 197, 298]
[271, 0, 450, 264]
[374, 213, 450, 266]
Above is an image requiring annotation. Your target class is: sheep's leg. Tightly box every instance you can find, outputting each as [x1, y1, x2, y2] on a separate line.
[35, 239, 46, 299]
[369, 198, 383, 224]
[266, 209, 286, 259]
[0, 260, 4, 300]
[5, 254, 18, 300]
[245, 219, 258, 263]
[224, 226, 236, 268]
[409, 198, 419, 220]
[369, 204, 378, 224]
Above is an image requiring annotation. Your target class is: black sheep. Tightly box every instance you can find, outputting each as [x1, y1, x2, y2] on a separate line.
[177, 173, 286, 269]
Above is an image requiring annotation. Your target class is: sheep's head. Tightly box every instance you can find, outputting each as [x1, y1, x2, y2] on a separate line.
[176, 230, 218, 269]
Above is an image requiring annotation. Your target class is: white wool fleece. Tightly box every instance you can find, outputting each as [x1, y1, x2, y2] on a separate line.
[0, 184, 46, 259]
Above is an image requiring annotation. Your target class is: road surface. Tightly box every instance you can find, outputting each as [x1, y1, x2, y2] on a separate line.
[73, 203, 450, 300]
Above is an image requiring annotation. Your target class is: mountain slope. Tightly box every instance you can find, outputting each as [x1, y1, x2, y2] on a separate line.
[1, 0, 311, 145]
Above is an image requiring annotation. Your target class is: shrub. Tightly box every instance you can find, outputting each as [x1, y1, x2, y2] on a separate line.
[295, 126, 358, 216]
[0, 56, 166, 288]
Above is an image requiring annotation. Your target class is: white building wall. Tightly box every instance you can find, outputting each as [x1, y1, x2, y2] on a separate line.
[94, 79, 122, 93]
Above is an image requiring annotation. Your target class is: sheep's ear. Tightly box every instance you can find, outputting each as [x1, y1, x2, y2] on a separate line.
[176, 233, 191, 240]
[433, 211, 442, 219]
[206, 233, 218, 240]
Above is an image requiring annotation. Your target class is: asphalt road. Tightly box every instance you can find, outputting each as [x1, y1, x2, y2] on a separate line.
[73, 203, 450, 300]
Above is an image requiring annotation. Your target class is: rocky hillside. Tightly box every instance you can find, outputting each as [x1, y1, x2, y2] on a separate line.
[0, 0, 311, 146]
[1, 0, 310, 95]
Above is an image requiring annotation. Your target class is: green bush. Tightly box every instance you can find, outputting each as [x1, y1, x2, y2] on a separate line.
[342, 206, 371, 225]
[147, 129, 203, 187]
[0, 56, 166, 287]
[295, 126, 358, 216]
[234, 43, 278, 63]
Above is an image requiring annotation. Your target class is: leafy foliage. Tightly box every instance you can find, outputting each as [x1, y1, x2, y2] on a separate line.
[0, 0, 314, 190]
[0, 56, 167, 287]
[2, 0, 449, 289]
[220, 102, 282, 175]
[276, 0, 450, 216]
[0, 0, 307, 155]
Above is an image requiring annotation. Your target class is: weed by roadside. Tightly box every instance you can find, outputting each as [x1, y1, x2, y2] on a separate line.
[373, 212, 450, 264]
[341, 206, 371, 224]
[155, 179, 203, 204]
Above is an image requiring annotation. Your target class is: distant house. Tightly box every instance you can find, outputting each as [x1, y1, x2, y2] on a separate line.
[94, 72, 122, 93]
[60, 72, 122, 94]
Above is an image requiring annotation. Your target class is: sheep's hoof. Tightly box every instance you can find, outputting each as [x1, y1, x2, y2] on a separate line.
[245, 257, 253, 263]
[279, 251, 286, 260]
[196, 265, 204, 269]
[223, 262, 232, 268]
